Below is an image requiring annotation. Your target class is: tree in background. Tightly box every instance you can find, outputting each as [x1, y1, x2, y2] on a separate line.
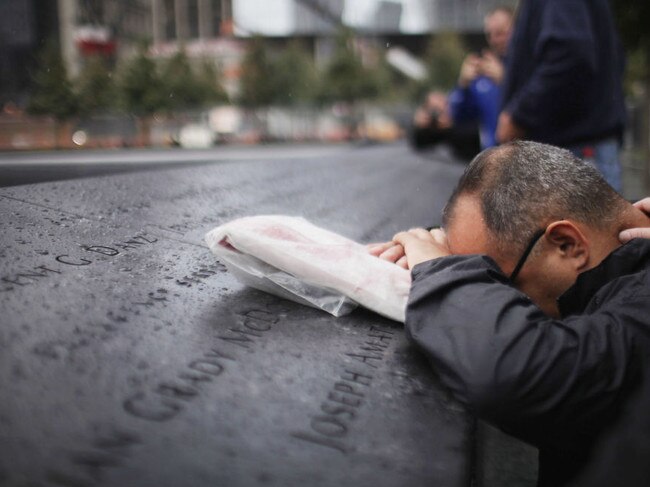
[159, 49, 226, 111]
[612, 1, 650, 89]
[319, 29, 379, 105]
[117, 44, 165, 145]
[27, 41, 79, 148]
[419, 32, 465, 96]
[238, 36, 277, 108]
[27, 41, 78, 120]
[117, 44, 164, 117]
[76, 55, 116, 115]
[611, 0, 650, 188]
[159, 49, 199, 110]
[366, 49, 402, 103]
[270, 41, 318, 107]
[195, 59, 230, 106]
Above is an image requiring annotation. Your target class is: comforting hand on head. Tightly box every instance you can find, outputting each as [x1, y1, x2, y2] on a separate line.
[619, 198, 650, 243]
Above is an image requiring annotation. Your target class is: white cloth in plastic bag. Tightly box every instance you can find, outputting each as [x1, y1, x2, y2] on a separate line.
[205, 215, 410, 322]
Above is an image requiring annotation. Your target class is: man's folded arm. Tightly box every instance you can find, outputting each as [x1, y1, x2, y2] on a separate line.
[405, 255, 636, 443]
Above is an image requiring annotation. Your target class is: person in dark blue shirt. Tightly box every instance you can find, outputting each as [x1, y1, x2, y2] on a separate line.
[448, 6, 513, 149]
[497, 0, 626, 191]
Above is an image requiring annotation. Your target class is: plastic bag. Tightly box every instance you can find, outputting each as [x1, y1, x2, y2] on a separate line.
[205, 215, 410, 322]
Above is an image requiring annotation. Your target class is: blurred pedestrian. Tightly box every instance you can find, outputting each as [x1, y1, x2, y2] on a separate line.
[497, 0, 626, 192]
[448, 6, 514, 149]
[410, 91, 481, 160]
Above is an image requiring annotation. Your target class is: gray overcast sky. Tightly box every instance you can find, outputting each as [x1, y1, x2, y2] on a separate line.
[232, 0, 427, 35]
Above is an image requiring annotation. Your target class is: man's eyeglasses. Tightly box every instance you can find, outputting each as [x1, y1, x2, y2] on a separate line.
[508, 229, 546, 282]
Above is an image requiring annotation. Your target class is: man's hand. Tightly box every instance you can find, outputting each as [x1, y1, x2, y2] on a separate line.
[479, 50, 504, 85]
[496, 112, 525, 143]
[413, 107, 432, 128]
[620, 197, 650, 243]
[458, 54, 480, 88]
[368, 241, 408, 269]
[392, 228, 450, 269]
[368, 228, 449, 269]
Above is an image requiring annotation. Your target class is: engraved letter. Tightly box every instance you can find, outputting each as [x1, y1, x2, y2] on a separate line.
[188, 359, 224, 376]
[334, 381, 365, 397]
[359, 342, 388, 353]
[123, 392, 181, 421]
[320, 402, 356, 420]
[34, 265, 62, 275]
[243, 318, 271, 332]
[327, 391, 361, 408]
[204, 348, 236, 361]
[346, 353, 382, 369]
[341, 369, 372, 386]
[218, 328, 260, 348]
[85, 246, 119, 256]
[156, 382, 198, 400]
[56, 254, 92, 266]
[310, 416, 347, 437]
[291, 431, 350, 454]
[133, 234, 158, 243]
[243, 309, 278, 323]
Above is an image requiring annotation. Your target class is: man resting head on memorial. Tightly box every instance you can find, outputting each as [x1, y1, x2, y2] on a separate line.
[371, 140, 650, 486]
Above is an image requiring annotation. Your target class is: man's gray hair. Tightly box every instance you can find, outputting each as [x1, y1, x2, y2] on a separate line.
[443, 141, 627, 253]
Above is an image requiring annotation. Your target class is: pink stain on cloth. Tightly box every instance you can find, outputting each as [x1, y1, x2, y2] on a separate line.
[205, 215, 410, 322]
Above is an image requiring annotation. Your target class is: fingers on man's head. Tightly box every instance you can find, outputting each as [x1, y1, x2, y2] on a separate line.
[633, 197, 650, 214]
[620, 228, 650, 243]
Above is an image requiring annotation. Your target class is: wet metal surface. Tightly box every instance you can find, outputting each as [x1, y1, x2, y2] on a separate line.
[0, 144, 470, 487]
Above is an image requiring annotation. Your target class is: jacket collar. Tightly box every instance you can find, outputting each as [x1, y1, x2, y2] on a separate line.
[558, 239, 650, 317]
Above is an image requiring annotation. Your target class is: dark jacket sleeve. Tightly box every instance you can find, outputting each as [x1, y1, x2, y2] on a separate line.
[506, 0, 597, 132]
[406, 255, 636, 445]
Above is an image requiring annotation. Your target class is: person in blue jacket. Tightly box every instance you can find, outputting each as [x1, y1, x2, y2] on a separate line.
[448, 6, 514, 150]
[497, 0, 626, 192]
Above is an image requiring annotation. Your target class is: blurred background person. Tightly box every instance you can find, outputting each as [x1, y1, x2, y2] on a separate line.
[410, 90, 481, 160]
[410, 6, 513, 159]
[497, 0, 626, 192]
[448, 6, 514, 150]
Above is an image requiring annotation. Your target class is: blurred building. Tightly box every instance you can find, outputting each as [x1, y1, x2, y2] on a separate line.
[149, 0, 242, 99]
[418, 0, 517, 32]
[59, 0, 152, 76]
[372, 1, 403, 34]
[293, 0, 345, 35]
[151, 0, 233, 43]
[0, 0, 59, 107]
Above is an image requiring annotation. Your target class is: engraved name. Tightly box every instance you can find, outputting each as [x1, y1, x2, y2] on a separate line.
[45, 427, 141, 487]
[0, 233, 159, 292]
[123, 308, 278, 422]
[291, 325, 395, 454]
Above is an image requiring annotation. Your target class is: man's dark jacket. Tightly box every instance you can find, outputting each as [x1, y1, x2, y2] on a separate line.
[501, 0, 626, 146]
[406, 239, 650, 486]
